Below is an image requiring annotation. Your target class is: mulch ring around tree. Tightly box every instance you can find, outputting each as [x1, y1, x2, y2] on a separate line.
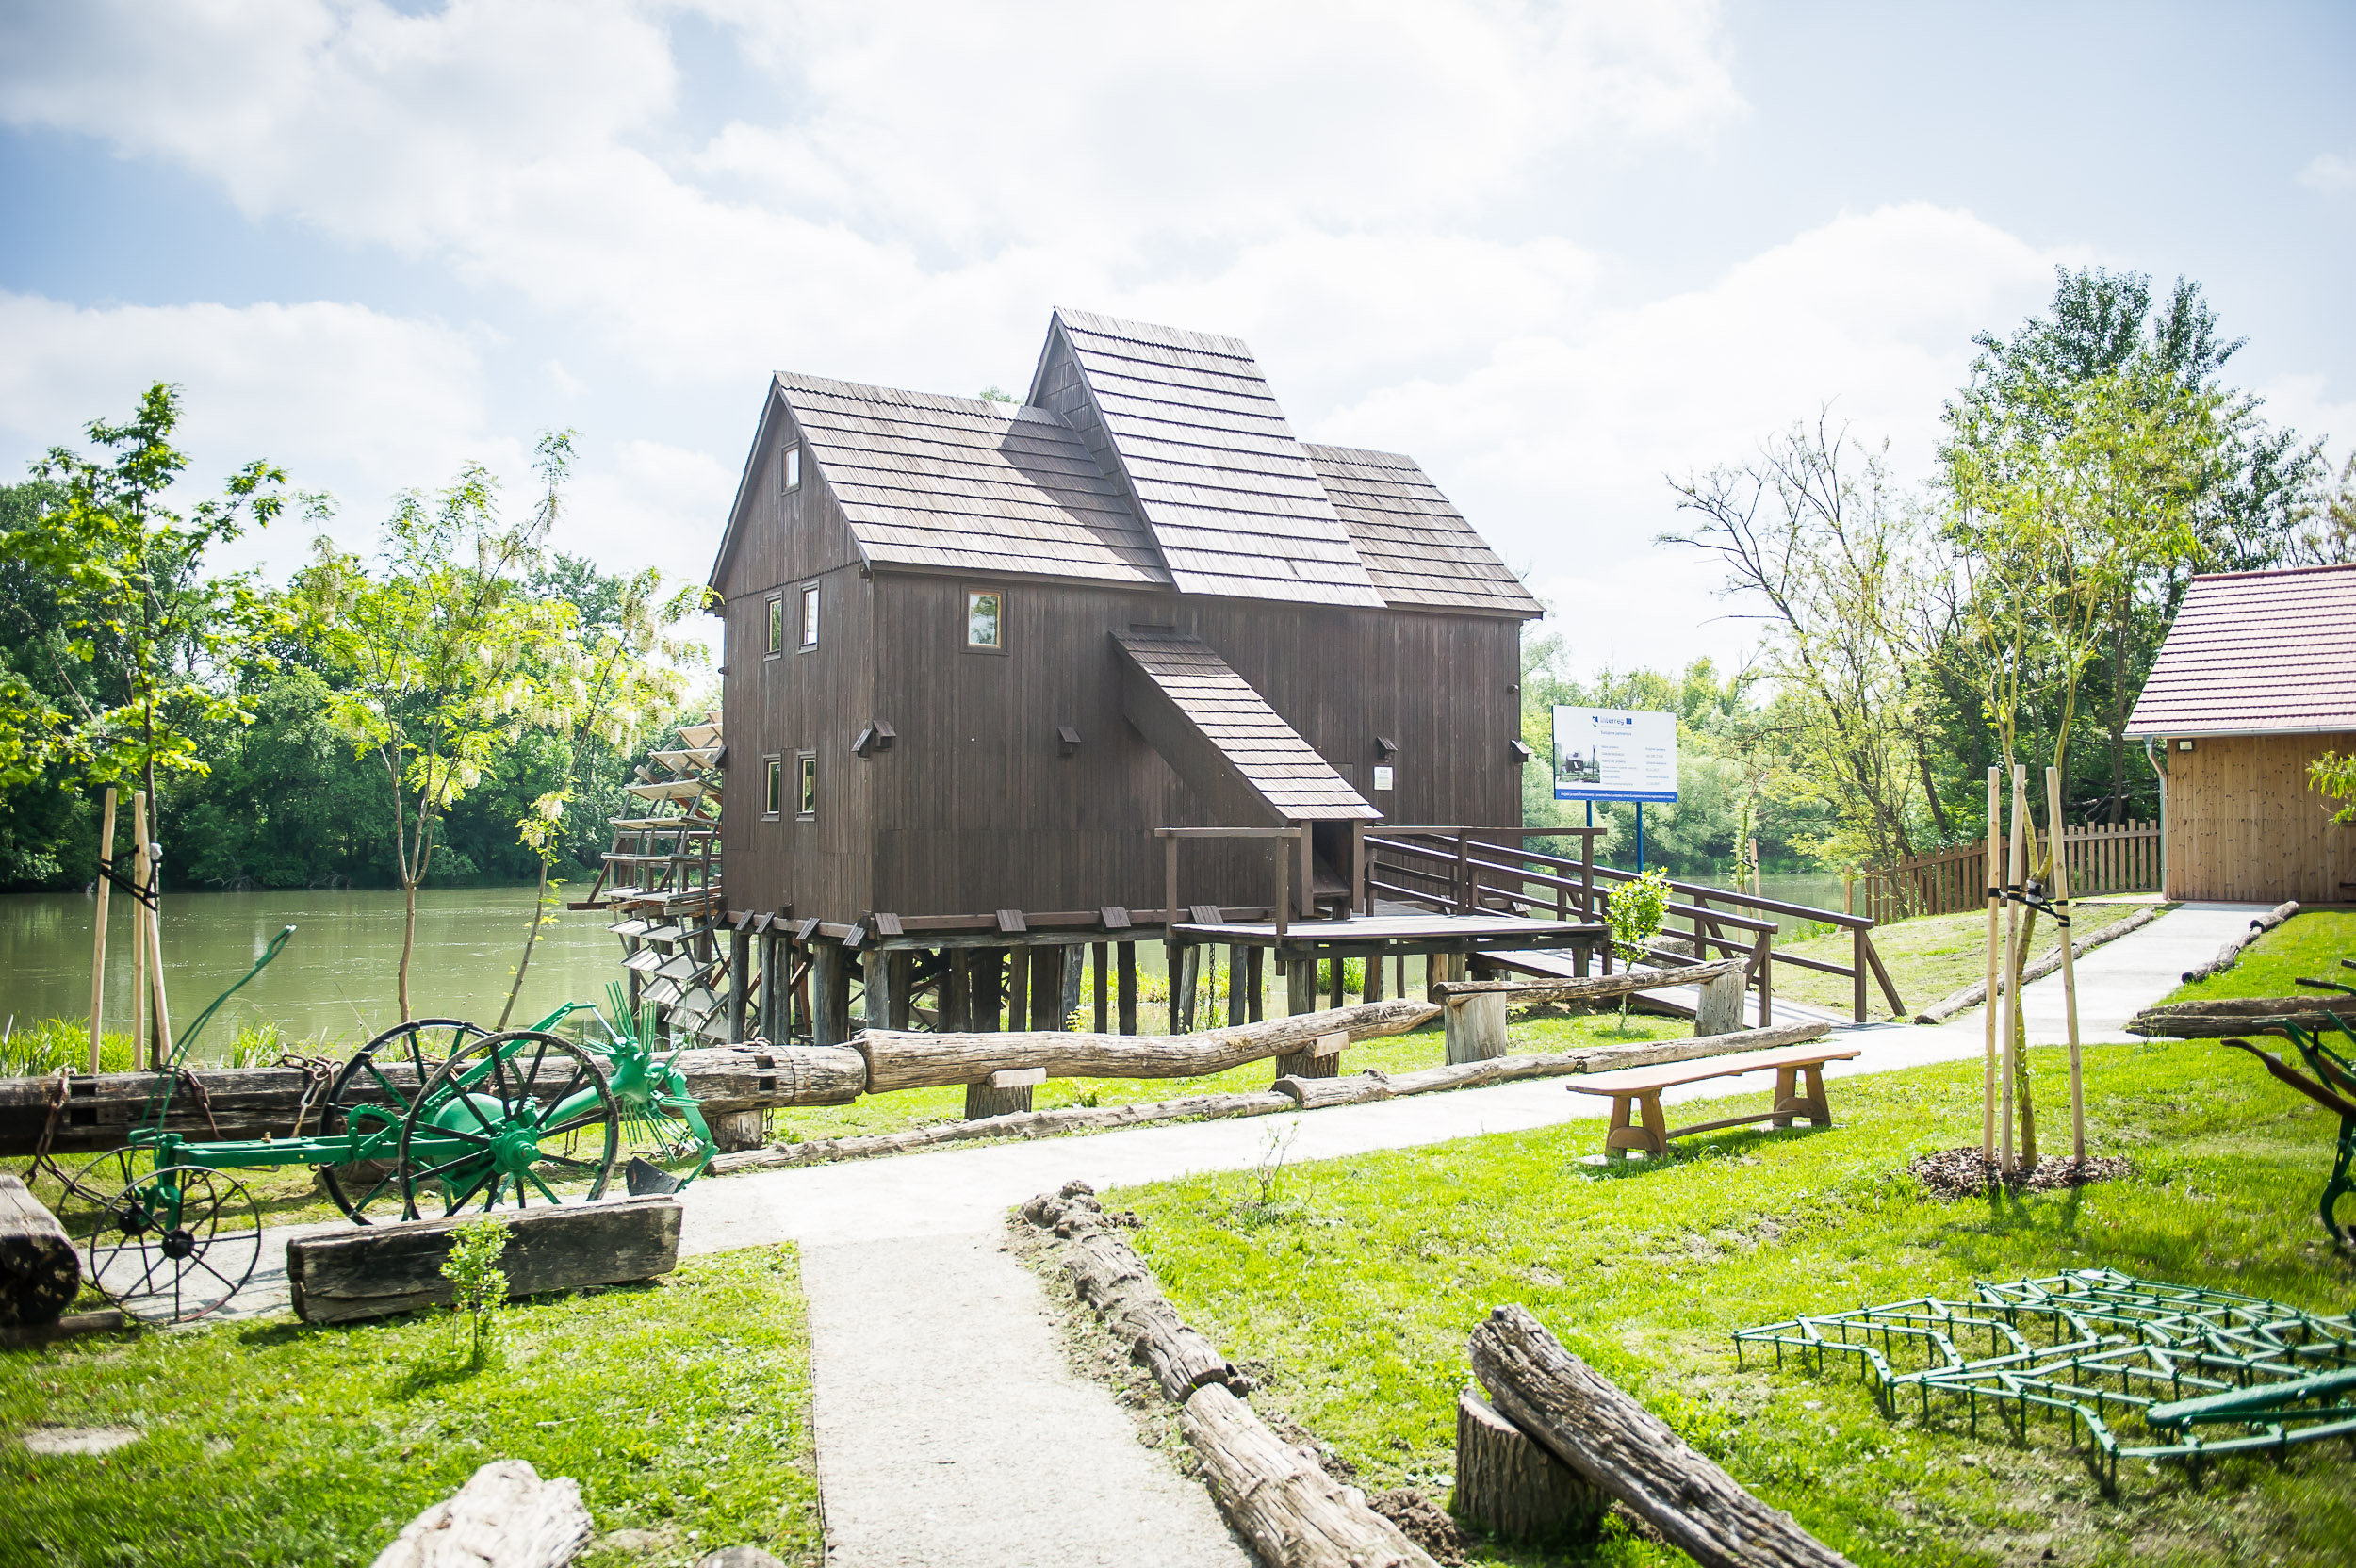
[1908, 1147, 2133, 1200]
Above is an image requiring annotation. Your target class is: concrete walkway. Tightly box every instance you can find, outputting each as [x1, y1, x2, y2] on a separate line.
[185, 901, 2257, 1565]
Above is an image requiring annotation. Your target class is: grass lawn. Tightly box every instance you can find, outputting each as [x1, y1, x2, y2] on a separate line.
[1769, 901, 2154, 1021]
[0, 1248, 820, 1568]
[1110, 1037, 2355, 1567]
[2163, 909, 2356, 1004]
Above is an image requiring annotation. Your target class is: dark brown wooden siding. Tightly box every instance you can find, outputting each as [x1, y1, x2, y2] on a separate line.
[716, 399, 876, 922]
[841, 572, 1524, 920]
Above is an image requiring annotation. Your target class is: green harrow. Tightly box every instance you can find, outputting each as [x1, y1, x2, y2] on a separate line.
[1734, 1268, 2356, 1491]
[80, 932, 717, 1325]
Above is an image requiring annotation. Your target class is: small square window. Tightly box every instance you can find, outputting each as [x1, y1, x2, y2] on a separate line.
[763, 758, 783, 816]
[796, 752, 817, 817]
[800, 583, 820, 649]
[966, 589, 1002, 648]
[765, 596, 783, 655]
[779, 443, 801, 495]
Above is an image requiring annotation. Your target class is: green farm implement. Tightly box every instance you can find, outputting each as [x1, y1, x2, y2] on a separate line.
[79, 932, 716, 1324]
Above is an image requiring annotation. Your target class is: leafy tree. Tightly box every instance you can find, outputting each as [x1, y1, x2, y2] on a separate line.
[0, 384, 297, 805]
[295, 436, 581, 1019]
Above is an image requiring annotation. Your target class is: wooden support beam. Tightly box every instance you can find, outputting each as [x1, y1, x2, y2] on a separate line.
[855, 1000, 1439, 1092]
[888, 951, 914, 1032]
[1007, 945, 1031, 1034]
[728, 925, 751, 1042]
[973, 949, 1005, 1035]
[945, 948, 972, 1033]
[1118, 942, 1138, 1035]
[810, 943, 850, 1048]
[1227, 944, 1247, 1027]
[1092, 942, 1110, 1033]
[1246, 947, 1264, 1023]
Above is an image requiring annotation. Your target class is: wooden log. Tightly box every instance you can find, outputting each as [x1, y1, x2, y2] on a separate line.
[2181, 899, 2301, 985]
[1027, 1185, 1243, 1399]
[714, 1089, 1298, 1172]
[1383, 1022, 1834, 1101]
[854, 999, 1438, 1092]
[2127, 994, 2356, 1037]
[369, 1458, 593, 1568]
[1914, 905, 2161, 1023]
[1452, 1387, 1606, 1544]
[286, 1196, 680, 1324]
[1274, 1071, 1394, 1109]
[0, 1171, 80, 1326]
[0, 1044, 868, 1157]
[1182, 1382, 1440, 1568]
[1445, 992, 1509, 1063]
[1432, 958, 1742, 1004]
[0, 1308, 128, 1348]
[1469, 1304, 1853, 1568]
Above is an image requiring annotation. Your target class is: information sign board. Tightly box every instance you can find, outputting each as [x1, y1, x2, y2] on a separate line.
[1551, 707, 1678, 804]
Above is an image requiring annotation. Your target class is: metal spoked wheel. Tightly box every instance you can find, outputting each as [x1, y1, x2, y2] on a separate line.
[319, 1018, 491, 1223]
[397, 1031, 619, 1219]
[85, 1164, 263, 1325]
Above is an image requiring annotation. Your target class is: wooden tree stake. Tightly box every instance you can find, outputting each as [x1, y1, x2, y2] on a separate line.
[1997, 765, 2026, 1176]
[2046, 765, 2085, 1162]
[1980, 766, 1999, 1158]
[89, 786, 117, 1074]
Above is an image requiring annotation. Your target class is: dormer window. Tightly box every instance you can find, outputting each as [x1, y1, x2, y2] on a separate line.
[779, 442, 802, 495]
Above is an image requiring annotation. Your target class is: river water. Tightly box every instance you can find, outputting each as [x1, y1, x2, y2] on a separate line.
[0, 888, 630, 1053]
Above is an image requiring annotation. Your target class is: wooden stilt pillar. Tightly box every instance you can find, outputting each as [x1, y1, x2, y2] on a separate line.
[888, 952, 913, 1031]
[973, 949, 1005, 1034]
[1275, 956, 1338, 1079]
[728, 926, 751, 1042]
[1226, 944, 1247, 1027]
[1365, 946, 1385, 1004]
[1327, 956, 1344, 1010]
[1006, 944, 1030, 1034]
[861, 950, 892, 1033]
[1172, 942, 1200, 1034]
[1246, 947, 1264, 1022]
[945, 949, 972, 1032]
[1117, 941, 1138, 1035]
[1091, 941, 1109, 1033]
[1058, 944, 1083, 1029]
[810, 943, 850, 1048]
[1030, 946, 1064, 1031]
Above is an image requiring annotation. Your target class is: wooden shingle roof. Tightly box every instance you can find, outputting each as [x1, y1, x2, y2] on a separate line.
[777, 372, 1169, 585]
[2124, 564, 2356, 737]
[1303, 443, 1543, 615]
[1114, 630, 1376, 821]
[1049, 309, 1386, 610]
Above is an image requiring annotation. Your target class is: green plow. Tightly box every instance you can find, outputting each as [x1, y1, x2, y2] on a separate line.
[81, 934, 718, 1326]
[1734, 1268, 2356, 1491]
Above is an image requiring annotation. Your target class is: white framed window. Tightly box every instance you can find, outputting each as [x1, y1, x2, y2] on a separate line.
[966, 588, 1003, 649]
[779, 442, 802, 495]
[765, 596, 783, 656]
[763, 757, 783, 817]
[796, 751, 818, 817]
[800, 583, 820, 649]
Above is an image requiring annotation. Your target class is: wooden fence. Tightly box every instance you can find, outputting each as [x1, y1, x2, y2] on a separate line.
[1364, 828, 1906, 1023]
[1854, 820, 2160, 921]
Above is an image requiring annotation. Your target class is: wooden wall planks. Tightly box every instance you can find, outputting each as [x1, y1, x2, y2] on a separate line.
[2162, 731, 2356, 902]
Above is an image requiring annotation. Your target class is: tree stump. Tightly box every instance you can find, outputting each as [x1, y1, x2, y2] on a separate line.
[1694, 967, 1747, 1037]
[1445, 993, 1509, 1063]
[0, 1171, 79, 1326]
[1452, 1388, 1605, 1544]
[705, 1109, 766, 1152]
[964, 1083, 1035, 1119]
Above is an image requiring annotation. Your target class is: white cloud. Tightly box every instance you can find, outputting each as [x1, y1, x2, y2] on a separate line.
[2297, 152, 2356, 192]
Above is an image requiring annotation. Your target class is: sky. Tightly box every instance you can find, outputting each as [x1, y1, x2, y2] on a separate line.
[2, 1, 2350, 677]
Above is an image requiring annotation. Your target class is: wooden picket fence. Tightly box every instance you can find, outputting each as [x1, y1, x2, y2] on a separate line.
[1854, 820, 2160, 922]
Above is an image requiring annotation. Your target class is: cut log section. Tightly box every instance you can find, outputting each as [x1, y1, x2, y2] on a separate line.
[2181, 900, 2301, 985]
[1274, 1071, 1395, 1109]
[1469, 1304, 1853, 1568]
[1022, 1184, 1241, 1400]
[287, 1197, 680, 1324]
[857, 999, 1438, 1093]
[2127, 994, 2356, 1038]
[0, 1171, 80, 1326]
[1432, 959, 1742, 1004]
[1914, 906, 2161, 1023]
[1182, 1382, 1440, 1568]
[1452, 1387, 1606, 1544]
[370, 1458, 593, 1568]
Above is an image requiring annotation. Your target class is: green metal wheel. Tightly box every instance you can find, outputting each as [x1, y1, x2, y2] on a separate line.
[85, 1164, 262, 1324]
[319, 1017, 491, 1224]
[396, 1031, 619, 1218]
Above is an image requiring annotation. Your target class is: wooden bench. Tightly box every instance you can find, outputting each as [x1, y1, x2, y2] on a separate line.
[1564, 1043, 1861, 1159]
